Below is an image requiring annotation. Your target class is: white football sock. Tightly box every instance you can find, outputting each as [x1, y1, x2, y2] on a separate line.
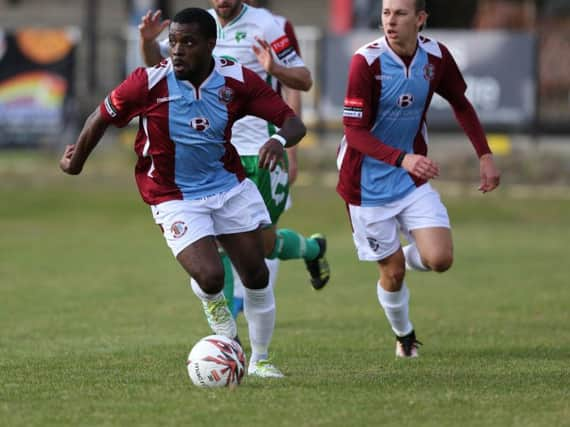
[403, 243, 429, 271]
[244, 285, 275, 364]
[376, 281, 414, 337]
[265, 258, 280, 289]
[232, 260, 278, 298]
[190, 277, 223, 301]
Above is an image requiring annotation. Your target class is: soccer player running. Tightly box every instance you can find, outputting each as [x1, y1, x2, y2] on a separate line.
[59, 8, 307, 377]
[243, 0, 303, 186]
[232, 0, 304, 317]
[139, 1, 330, 377]
[337, 0, 500, 357]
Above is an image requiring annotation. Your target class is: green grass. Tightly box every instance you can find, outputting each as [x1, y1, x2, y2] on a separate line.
[1, 152, 569, 426]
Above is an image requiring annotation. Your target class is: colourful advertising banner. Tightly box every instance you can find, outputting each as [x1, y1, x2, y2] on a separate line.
[0, 28, 78, 147]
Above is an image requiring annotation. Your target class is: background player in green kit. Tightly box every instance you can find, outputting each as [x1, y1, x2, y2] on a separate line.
[232, 0, 304, 316]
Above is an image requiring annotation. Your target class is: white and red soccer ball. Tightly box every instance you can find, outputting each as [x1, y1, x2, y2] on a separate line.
[186, 335, 246, 388]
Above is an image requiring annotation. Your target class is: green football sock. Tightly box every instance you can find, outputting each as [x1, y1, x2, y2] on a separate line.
[219, 250, 234, 312]
[269, 228, 320, 261]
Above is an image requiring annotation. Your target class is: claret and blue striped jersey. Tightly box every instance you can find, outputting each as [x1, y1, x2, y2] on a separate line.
[159, 4, 305, 155]
[337, 35, 491, 206]
[99, 57, 295, 205]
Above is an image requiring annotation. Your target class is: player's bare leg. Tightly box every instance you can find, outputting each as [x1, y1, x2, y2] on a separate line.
[410, 227, 453, 272]
[394, 228, 452, 355]
[218, 227, 268, 289]
[262, 225, 278, 256]
[178, 236, 225, 293]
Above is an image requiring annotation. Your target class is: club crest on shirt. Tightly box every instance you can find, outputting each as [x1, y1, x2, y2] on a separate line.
[218, 86, 234, 104]
[235, 31, 247, 42]
[171, 221, 188, 239]
[423, 63, 435, 81]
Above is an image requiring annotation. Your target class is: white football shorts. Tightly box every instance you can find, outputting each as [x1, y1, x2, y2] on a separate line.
[151, 179, 271, 257]
[349, 183, 451, 261]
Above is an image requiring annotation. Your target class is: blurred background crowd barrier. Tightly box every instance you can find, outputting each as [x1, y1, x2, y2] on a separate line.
[0, 0, 569, 148]
[320, 30, 537, 132]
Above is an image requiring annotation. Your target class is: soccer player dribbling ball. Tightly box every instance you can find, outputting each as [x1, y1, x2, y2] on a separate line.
[139, 0, 331, 378]
[337, 0, 500, 357]
[60, 8, 306, 375]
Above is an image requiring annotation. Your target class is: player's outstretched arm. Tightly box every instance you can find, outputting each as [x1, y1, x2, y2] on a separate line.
[139, 9, 170, 66]
[252, 37, 312, 91]
[478, 153, 500, 193]
[59, 107, 109, 175]
[258, 116, 306, 171]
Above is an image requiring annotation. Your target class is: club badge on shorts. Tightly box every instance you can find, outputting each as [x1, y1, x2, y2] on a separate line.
[171, 221, 188, 239]
[367, 237, 380, 252]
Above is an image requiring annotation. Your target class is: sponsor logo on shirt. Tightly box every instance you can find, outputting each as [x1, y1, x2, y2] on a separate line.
[104, 94, 118, 118]
[271, 35, 294, 60]
[343, 97, 364, 119]
[218, 86, 234, 104]
[171, 221, 188, 239]
[190, 117, 210, 132]
[398, 94, 414, 108]
[156, 95, 182, 104]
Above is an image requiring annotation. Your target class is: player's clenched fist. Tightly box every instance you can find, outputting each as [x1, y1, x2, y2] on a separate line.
[401, 153, 440, 181]
[59, 144, 77, 174]
[258, 139, 284, 171]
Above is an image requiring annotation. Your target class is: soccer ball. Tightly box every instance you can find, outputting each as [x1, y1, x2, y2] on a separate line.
[186, 335, 246, 388]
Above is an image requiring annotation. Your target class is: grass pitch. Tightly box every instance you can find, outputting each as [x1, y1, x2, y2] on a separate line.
[1, 149, 569, 426]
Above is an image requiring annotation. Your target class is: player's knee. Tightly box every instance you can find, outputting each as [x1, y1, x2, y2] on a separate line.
[425, 251, 453, 272]
[241, 263, 269, 290]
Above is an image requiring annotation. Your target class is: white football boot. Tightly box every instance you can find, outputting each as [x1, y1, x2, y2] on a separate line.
[248, 359, 284, 378]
